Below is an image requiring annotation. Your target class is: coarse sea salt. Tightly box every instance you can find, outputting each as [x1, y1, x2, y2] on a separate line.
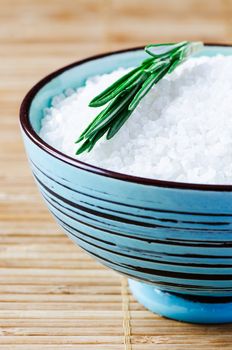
[39, 55, 232, 184]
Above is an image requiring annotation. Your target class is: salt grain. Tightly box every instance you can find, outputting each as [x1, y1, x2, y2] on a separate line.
[39, 55, 232, 184]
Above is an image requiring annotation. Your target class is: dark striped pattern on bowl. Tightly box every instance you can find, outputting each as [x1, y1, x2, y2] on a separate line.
[20, 44, 232, 305]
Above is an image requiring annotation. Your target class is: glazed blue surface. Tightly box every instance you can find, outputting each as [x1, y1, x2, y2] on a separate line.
[21, 45, 232, 323]
[129, 279, 232, 324]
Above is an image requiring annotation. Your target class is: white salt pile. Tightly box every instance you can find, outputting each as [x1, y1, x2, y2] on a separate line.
[40, 55, 232, 184]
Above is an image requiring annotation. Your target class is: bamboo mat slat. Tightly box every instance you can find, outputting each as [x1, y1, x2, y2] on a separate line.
[1, 0, 232, 348]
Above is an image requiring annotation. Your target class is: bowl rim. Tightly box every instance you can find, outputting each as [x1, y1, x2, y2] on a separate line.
[20, 43, 232, 192]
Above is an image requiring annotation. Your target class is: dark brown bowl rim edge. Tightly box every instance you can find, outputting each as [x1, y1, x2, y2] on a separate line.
[19, 43, 232, 192]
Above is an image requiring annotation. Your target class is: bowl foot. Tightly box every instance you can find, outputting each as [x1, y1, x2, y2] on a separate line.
[128, 279, 232, 324]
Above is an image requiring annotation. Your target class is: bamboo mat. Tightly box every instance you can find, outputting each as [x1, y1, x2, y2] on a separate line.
[1, 0, 232, 348]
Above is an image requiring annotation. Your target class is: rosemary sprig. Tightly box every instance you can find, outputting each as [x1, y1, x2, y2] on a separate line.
[76, 41, 203, 154]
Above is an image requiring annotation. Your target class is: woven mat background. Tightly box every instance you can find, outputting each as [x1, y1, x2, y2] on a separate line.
[1, 0, 232, 348]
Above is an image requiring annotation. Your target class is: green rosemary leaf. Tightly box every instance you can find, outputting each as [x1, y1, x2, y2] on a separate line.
[87, 124, 111, 151]
[85, 85, 140, 140]
[128, 74, 157, 111]
[85, 112, 116, 141]
[77, 89, 127, 141]
[141, 57, 156, 67]
[89, 66, 141, 107]
[75, 134, 85, 144]
[89, 69, 142, 107]
[171, 47, 187, 62]
[168, 58, 182, 73]
[129, 64, 170, 111]
[76, 123, 111, 153]
[145, 41, 188, 58]
[107, 108, 133, 140]
[75, 101, 114, 142]
[143, 58, 169, 74]
[75, 139, 92, 154]
[89, 58, 158, 108]
[76, 41, 203, 154]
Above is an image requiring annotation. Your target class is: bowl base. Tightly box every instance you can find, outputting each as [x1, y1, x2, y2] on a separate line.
[128, 279, 232, 324]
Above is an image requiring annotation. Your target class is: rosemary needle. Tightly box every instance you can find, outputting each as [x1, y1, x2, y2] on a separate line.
[76, 41, 203, 155]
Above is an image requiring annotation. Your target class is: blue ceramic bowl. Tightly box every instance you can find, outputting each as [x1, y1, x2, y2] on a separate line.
[20, 44, 232, 324]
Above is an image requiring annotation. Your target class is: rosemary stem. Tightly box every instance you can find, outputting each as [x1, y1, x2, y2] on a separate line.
[76, 41, 203, 154]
